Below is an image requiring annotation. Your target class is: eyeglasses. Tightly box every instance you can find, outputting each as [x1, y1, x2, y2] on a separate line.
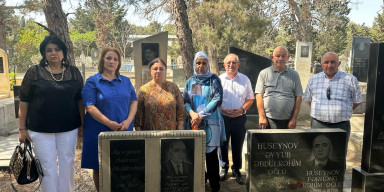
[326, 87, 330, 100]
[196, 61, 207, 65]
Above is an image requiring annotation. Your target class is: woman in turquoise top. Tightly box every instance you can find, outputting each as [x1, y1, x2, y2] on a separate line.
[183, 51, 225, 192]
[81, 48, 138, 191]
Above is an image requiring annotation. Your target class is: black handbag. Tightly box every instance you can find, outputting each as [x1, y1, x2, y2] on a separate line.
[9, 140, 44, 185]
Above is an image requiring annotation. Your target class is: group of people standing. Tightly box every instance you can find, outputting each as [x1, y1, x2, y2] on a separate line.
[17, 35, 362, 192]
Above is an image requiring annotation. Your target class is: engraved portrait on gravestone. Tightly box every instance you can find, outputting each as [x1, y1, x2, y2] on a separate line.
[301, 46, 309, 58]
[142, 43, 159, 65]
[307, 135, 342, 170]
[161, 139, 194, 192]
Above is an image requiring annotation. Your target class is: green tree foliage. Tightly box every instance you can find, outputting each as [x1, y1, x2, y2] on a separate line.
[13, 22, 48, 71]
[188, 0, 271, 74]
[370, 12, 384, 42]
[70, 30, 96, 57]
[69, 3, 96, 33]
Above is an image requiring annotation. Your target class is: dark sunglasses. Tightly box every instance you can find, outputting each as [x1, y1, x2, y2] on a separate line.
[326, 87, 331, 100]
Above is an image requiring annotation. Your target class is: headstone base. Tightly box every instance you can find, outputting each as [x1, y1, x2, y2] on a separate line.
[352, 167, 384, 192]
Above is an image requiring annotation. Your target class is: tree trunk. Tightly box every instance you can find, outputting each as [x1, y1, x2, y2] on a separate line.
[207, 46, 219, 75]
[171, 0, 195, 79]
[0, 7, 6, 51]
[42, 0, 75, 66]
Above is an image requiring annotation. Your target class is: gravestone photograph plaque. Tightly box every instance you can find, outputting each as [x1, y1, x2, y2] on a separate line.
[161, 139, 195, 192]
[142, 43, 159, 66]
[98, 130, 205, 192]
[110, 140, 145, 192]
[247, 129, 347, 192]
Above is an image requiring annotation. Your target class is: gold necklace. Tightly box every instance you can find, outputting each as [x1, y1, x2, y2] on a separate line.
[47, 65, 65, 81]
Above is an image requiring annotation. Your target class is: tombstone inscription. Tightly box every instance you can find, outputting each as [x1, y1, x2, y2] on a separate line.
[247, 129, 347, 192]
[110, 140, 145, 192]
[351, 37, 370, 82]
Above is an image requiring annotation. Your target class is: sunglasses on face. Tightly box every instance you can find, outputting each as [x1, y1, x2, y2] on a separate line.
[327, 87, 331, 100]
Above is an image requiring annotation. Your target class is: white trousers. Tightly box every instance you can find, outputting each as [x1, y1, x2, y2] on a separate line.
[29, 128, 78, 192]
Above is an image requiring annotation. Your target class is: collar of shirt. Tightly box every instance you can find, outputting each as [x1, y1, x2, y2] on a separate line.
[96, 72, 122, 82]
[271, 65, 288, 73]
[223, 72, 240, 80]
[322, 71, 340, 81]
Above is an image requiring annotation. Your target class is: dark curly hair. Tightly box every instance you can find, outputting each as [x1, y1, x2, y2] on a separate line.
[39, 35, 68, 66]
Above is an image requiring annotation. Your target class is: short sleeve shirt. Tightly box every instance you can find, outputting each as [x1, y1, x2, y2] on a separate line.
[219, 72, 254, 109]
[255, 66, 303, 120]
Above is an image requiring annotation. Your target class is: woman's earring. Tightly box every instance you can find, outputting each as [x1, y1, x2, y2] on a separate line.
[45, 59, 48, 66]
[62, 59, 66, 65]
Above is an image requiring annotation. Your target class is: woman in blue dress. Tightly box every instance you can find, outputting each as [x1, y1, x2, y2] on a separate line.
[183, 51, 226, 192]
[81, 48, 138, 191]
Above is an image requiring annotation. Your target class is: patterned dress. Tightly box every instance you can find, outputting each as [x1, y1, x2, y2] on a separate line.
[134, 80, 185, 130]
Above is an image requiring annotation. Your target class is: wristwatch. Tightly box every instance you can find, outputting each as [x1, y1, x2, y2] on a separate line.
[241, 107, 246, 115]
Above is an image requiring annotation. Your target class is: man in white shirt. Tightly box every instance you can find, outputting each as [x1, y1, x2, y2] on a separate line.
[219, 54, 254, 185]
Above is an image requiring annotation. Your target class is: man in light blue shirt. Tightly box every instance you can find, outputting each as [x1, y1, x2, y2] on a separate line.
[303, 52, 362, 136]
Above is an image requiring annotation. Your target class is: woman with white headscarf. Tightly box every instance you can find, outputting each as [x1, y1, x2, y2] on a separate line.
[183, 51, 226, 192]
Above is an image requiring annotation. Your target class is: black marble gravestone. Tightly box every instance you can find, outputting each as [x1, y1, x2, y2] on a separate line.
[352, 43, 384, 191]
[161, 139, 195, 192]
[229, 47, 271, 115]
[351, 37, 370, 82]
[110, 140, 145, 192]
[247, 129, 347, 192]
[13, 85, 20, 118]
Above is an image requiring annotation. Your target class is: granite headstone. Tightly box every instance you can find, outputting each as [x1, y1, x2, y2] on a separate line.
[351, 37, 370, 82]
[247, 129, 347, 192]
[98, 130, 205, 192]
[294, 42, 312, 90]
[352, 42, 384, 192]
[0, 49, 10, 92]
[133, 32, 168, 91]
[161, 139, 194, 192]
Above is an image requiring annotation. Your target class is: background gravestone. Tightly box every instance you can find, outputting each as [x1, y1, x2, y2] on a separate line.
[172, 68, 186, 92]
[294, 42, 312, 90]
[133, 32, 168, 91]
[228, 47, 271, 129]
[0, 49, 10, 94]
[352, 43, 384, 192]
[98, 130, 205, 192]
[351, 37, 370, 82]
[247, 129, 347, 192]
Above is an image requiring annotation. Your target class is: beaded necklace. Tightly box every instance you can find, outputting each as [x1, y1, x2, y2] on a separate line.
[47, 65, 65, 81]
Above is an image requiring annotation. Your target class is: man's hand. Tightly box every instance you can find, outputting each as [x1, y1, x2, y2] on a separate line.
[259, 116, 268, 129]
[287, 119, 297, 129]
